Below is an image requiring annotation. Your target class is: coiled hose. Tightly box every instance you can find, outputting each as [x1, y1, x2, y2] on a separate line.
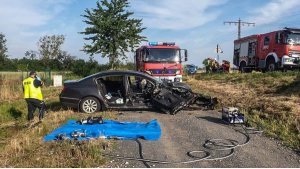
[102, 124, 263, 165]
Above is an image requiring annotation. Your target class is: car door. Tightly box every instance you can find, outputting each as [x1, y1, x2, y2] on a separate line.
[95, 75, 126, 107]
[125, 74, 155, 108]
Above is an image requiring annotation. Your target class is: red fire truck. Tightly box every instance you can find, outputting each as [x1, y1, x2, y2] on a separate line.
[135, 42, 187, 82]
[233, 27, 300, 72]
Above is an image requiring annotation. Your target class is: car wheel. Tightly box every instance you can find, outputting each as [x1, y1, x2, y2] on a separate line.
[80, 97, 101, 113]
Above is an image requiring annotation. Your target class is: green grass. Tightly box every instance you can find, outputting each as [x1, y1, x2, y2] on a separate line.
[245, 110, 300, 149]
[187, 71, 300, 150]
[0, 71, 120, 167]
[195, 71, 300, 96]
[0, 100, 27, 122]
[196, 71, 300, 82]
[0, 94, 116, 167]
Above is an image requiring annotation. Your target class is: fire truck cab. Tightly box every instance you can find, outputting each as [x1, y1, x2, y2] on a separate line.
[234, 27, 300, 72]
[135, 42, 188, 82]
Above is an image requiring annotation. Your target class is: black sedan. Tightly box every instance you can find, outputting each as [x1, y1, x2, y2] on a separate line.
[59, 70, 217, 114]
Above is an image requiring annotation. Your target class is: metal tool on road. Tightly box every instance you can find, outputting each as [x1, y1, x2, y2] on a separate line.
[222, 107, 245, 124]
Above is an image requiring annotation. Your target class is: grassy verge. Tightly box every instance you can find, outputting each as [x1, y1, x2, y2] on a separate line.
[0, 73, 118, 167]
[0, 72, 81, 102]
[186, 71, 300, 150]
[0, 109, 115, 167]
[0, 94, 117, 167]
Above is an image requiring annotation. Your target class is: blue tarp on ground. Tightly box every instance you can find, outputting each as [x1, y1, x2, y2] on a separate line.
[44, 119, 161, 141]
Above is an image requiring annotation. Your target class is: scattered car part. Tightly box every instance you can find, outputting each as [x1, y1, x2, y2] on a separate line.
[55, 133, 69, 141]
[77, 116, 104, 125]
[71, 129, 86, 140]
[222, 107, 245, 124]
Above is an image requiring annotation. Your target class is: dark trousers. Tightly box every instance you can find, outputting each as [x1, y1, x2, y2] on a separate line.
[25, 98, 46, 121]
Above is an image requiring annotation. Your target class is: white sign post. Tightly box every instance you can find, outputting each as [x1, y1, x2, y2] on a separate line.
[53, 75, 62, 87]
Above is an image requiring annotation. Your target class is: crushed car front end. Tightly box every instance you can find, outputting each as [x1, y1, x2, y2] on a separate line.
[150, 82, 218, 114]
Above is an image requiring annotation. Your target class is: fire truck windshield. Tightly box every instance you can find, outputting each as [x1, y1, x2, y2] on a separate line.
[286, 33, 300, 45]
[145, 49, 180, 63]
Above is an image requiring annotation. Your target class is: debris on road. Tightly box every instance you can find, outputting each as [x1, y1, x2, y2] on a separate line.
[222, 107, 245, 124]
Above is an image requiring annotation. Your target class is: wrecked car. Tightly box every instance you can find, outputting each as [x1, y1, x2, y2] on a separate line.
[59, 70, 217, 114]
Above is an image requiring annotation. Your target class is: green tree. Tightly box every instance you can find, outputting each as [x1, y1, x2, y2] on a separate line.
[37, 35, 65, 67]
[0, 33, 8, 70]
[81, 0, 146, 69]
[57, 51, 76, 70]
[25, 50, 39, 60]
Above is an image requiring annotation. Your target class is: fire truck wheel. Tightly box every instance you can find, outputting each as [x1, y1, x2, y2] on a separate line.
[266, 58, 276, 72]
[239, 62, 247, 73]
[281, 67, 288, 72]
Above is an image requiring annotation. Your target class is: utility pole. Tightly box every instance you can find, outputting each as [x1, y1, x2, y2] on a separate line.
[216, 44, 223, 63]
[224, 18, 255, 39]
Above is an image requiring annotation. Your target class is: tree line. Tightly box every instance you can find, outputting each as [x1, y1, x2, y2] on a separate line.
[0, 0, 145, 76]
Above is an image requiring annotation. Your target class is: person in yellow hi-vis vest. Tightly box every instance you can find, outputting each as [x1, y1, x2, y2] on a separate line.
[23, 71, 46, 124]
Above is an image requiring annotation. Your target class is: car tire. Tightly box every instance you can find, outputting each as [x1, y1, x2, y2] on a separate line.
[80, 97, 101, 113]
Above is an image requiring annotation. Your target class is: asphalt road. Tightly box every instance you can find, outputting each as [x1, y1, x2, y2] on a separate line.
[103, 110, 300, 168]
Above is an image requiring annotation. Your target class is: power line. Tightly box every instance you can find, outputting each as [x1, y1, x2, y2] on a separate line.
[224, 18, 255, 39]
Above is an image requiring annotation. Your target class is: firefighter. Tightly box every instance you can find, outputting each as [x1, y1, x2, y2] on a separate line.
[211, 59, 219, 73]
[23, 71, 46, 125]
[222, 60, 230, 73]
[202, 58, 212, 73]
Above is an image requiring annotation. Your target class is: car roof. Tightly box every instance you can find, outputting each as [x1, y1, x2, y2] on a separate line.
[79, 70, 158, 82]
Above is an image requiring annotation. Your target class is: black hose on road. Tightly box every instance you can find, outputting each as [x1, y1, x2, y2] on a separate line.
[102, 123, 263, 166]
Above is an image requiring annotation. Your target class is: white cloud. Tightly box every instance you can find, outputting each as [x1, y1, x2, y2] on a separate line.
[249, 0, 300, 25]
[0, 0, 73, 57]
[0, 0, 71, 28]
[130, 0, 227, 30]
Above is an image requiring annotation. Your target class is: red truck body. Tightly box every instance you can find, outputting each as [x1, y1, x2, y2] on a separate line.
[233, 28, 300, 71]
[135, 42, 187, 82]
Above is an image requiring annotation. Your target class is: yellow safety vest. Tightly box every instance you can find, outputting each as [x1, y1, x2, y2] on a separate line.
[23, 77, 43, 101]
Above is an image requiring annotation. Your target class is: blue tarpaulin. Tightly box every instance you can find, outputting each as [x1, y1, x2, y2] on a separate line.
[44, 119, 161, 141]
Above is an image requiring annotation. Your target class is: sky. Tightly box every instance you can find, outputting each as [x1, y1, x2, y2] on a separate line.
[0, 0, 300, 67]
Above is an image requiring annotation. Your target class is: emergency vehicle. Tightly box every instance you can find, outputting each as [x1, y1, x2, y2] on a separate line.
[135, 42, 187, 82]
[233, 27, 300, 72]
